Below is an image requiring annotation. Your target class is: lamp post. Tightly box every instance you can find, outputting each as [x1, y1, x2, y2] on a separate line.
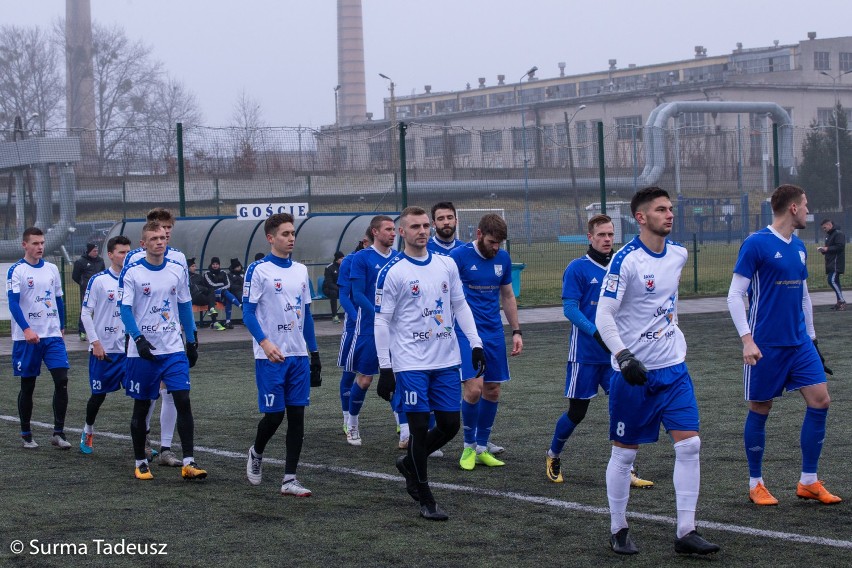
[333, 85, 341, 169]
[379, 73, 397, 171]
[564, 104, 587, 231]
[518, 65, 537, 245]
[820, 69, 852, 211]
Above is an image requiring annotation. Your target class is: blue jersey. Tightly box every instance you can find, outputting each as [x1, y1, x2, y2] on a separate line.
[449, 242, 512, 335]
[349, 246, 398, 335]
[337, 252, 357, 333]
[427, 235, 465, 254]
[562, 255, 610, 364]
[733, 226, 809, 346]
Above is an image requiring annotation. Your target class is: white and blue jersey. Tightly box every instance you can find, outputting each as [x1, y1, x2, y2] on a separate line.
[733, 226, 809, 347]
[243, 255, 311, 359]
[349, 245, 398, 336]
[449, 243, 512, 336]
[125, 245, 187, 270]
[427, 235, 465, 254]
[7, 259, 64, 341]
[600, 236, 688, 372]
[562, 256, 610, 365]
[82, 268, 124, 354]
[118, 258, 191, 357]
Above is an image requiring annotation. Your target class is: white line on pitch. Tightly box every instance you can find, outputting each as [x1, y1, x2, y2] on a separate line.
[4, 415, 851, 550]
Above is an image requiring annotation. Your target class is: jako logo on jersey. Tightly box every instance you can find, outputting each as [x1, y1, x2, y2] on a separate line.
[26, 276, 34, 288]
[494, 265, 503, 277]
[441, 281, 449, 293]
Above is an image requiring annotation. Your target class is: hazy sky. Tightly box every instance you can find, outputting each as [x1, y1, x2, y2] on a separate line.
[5, 0, 852, 127]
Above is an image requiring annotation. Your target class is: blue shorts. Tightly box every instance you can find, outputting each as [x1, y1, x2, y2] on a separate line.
[744, 342, 826, 402]
[337, 329, 355, 370]
[12, 337, 69, 377]
[609, 362, 699, 445]
[396, 366, 462, 413]
[350, 332, 379, 376]
[565, 362, 612, 399]
[125, 353, 190, 400]
[88, 352, 126, 394]
[255, 356, 310, 412]
[458, 331, 511, 383]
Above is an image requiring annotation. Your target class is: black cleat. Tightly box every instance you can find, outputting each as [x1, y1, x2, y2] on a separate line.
[395, 455, 420, 502]
[419, 501, 449, 521]
[610, 528, 639, 555]
[674, 530, 720, 555]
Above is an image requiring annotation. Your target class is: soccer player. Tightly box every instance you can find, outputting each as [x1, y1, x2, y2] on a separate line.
[125, 207, 187, 467]
[345, 215, 399, 447]
[546, 215, 654, 489]
[119, 221, 205, 481]
[7, 227, 71, 449]
[727, 184, 840, 506]
[451, 214, 522, 470]
[78, 235, 132, 454]
[427, 201, 465, 253]
[817, 218, 846, 311]
[243, 213, 322, 497]
[375, 206, 485, 520]
[595, 187, 719, 556]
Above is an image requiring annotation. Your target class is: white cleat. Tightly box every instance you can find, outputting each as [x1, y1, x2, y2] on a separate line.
[280, 478, 312, 497]
[246, 446, 263, 486]
[346, 426, 362, 447]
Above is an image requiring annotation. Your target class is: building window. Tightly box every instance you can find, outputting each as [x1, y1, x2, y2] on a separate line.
[435, 99, 457, 114]
[416, 102, 433, 116]
[615, 116, 643, 140]
[840, 52, 852, 72]
[677, 112, 708, 135]
[368, 140, 389, 165]
[450, 133, 472, 155]
[814, 51, 830, 71]
[331, 145, 347, 167]
[480, 130, 502, 153]
[575, 121, 590, 166]
[817, 107, 852, 127]
[395, 104, 412, 119]
[489, 92, 513, 108]
[424, 135, 444, 158]
[511, 127, 535, 151]
[519, 87, 544, 104]
[461, 95, 487, 111]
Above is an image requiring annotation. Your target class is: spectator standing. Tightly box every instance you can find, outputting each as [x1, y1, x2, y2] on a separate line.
[817, 219, 846, 310]
[323, 251, 344, 323]
[72, 242, 105, 340]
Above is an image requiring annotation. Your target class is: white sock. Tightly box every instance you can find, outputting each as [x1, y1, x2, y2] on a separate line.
[160, 390, 177, 447]
[547, 449, 558, 458]
[135, 459, 147, 467]
[393, 411, 400, 426]
[342, 411, 350, 425]
[673, 436, 701, 538]
[476, 444, 488, 454]
[799, 472, 818, 485]
[283, 474, 296, 483]
[466, 442, 477, 450]
[348, 414, 359, 430]
[182, 456, 193, 466]
[749, 477, 764, 490]
[606, 446, 636, 534]
[399, 423, 410, 440]
[83, 424, 94, 434]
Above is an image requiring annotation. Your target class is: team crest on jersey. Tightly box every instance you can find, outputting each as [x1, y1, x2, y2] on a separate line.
[107, 291, 115, 302]
[644, 275, 655, 292]
[26, 276, 34, 288]
[170, 286, 176, 296]
[409, 280, 421, 297]
[274, 280, 283, 293]
[441, 281, 449, 293]
[143, 285, 151, 296]
[494, 265, 503, 277]
[799, 251, 806, 265]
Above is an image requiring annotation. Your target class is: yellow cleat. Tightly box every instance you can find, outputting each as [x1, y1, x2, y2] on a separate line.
[135, 462, 154, 480]
[475, 450, 505, 467]
[459, 447, 476, 471]
[749, 482, 779, 505]
[181, 462, 208, 480]
[546, 454, 563, 483]
[796, 480, 841, 504]
[630, 469, 654, 489]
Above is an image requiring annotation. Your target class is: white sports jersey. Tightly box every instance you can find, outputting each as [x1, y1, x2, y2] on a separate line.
[118, 259, 191, 356]
[7, 259, 64, 341]
[125, 246, 187, 269]
[600, 237, 687, 370]
[375, 252, 468, 372]
[82, 268, 125, 353]
[243, 256, 311, 359]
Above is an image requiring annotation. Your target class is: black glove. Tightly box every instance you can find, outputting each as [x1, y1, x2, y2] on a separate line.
[134, 335, 157, 361]
[377, 368, 396, 401]
[186, 340, 199, 368]
[472, 347, 486, 378]
[616, 349, 647, 386]
[310, 352, 322, 387]
[593, 330, 611, 354]
[813, 340, 833, 375]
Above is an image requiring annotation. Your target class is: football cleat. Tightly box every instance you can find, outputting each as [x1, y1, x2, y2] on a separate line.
[280, 478, 312, 497]
[749, 482, 779, 506]
[346, 426, 362, 447]
[459, 447, 476, 471]
[796, 480, 842, 504]
[159, 449, 182, 467]
[630, 469, 654, 488]
[674, 530, 720, 555]
[395, 455, 420, 502]
[21, 436, 38, 449]
[610, 528, 639, 555]
[546, 454, 563, 483]
[181, 462, 208, 480]
[486, 441, 505, 455]
[211, 321, 226, 331]
[475, 450, 505, 467]
[246, 446, 263, 485]
[429, 449, 444, 458]
[207, 307, 218, 316]
[342, 422, 349, 435]
[419, 501, 449, 521]
[80, 432, 94, 454]
[223, 321, 234, 329]
[51, 433, 71, 450]
[135, 462, 154, 480]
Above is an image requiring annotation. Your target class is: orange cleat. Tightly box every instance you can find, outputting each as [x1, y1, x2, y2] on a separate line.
[796, 480, 841, 504]
[749, 482, 779, 506]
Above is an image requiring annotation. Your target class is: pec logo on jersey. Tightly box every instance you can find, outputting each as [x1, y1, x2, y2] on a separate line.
[799, 251, 806, 265]
[441, 281, 449, 293]
[494, 265, 503, 277]
[26, 276, 34, 288]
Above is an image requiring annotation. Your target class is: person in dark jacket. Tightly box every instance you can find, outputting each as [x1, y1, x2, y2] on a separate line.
[188, 258, 214, 309]
[818, 219, 846, 310]
[72, 242, 106, 340]
[323, 251, 344, 323]
[227, 258, 245, 324]
[204, 257, 242, 329]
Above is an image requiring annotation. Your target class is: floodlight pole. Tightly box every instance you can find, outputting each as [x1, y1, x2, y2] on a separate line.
[518, 66, 537, 245]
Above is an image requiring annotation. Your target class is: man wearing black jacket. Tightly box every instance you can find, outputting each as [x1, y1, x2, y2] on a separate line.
[72, 243, 105, 340]
[818, 219, 846, 310]
[204, 257, 242, 329]
[323, 251, 344, 323]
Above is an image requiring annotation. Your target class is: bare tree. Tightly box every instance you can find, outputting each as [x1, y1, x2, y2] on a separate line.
[231, 90, 265, 173]
[152, 75, 202, 165]
[0, 25, 63, 134]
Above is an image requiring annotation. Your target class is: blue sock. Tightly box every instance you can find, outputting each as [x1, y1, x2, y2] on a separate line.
[744, 410, 769, 478]
[339, 371, 355, 413]
[475, 399, 499, 447]
[349, 382, 368, 416]
[550, 412, 577, 456]
[801, 407, 828, 474]
[461, 400, 478, 445]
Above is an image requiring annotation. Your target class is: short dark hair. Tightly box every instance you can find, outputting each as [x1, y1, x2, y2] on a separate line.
[820, 218, 834, 226]
[22, 227, 44, 241]
[431, 201, 456, 220]
[368, 215, 394, 237]
[334, 251, 345, 260]
[107, 235, 131, 253]
[141, 220, 162, 235]
[630, 186, 670, 216]
[587, 214, 613, 234]
[478, 213, 507, 241]
[264, 213, 295, 236]
[770, 184, 805, 215]
[146, 208, 176, 224]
